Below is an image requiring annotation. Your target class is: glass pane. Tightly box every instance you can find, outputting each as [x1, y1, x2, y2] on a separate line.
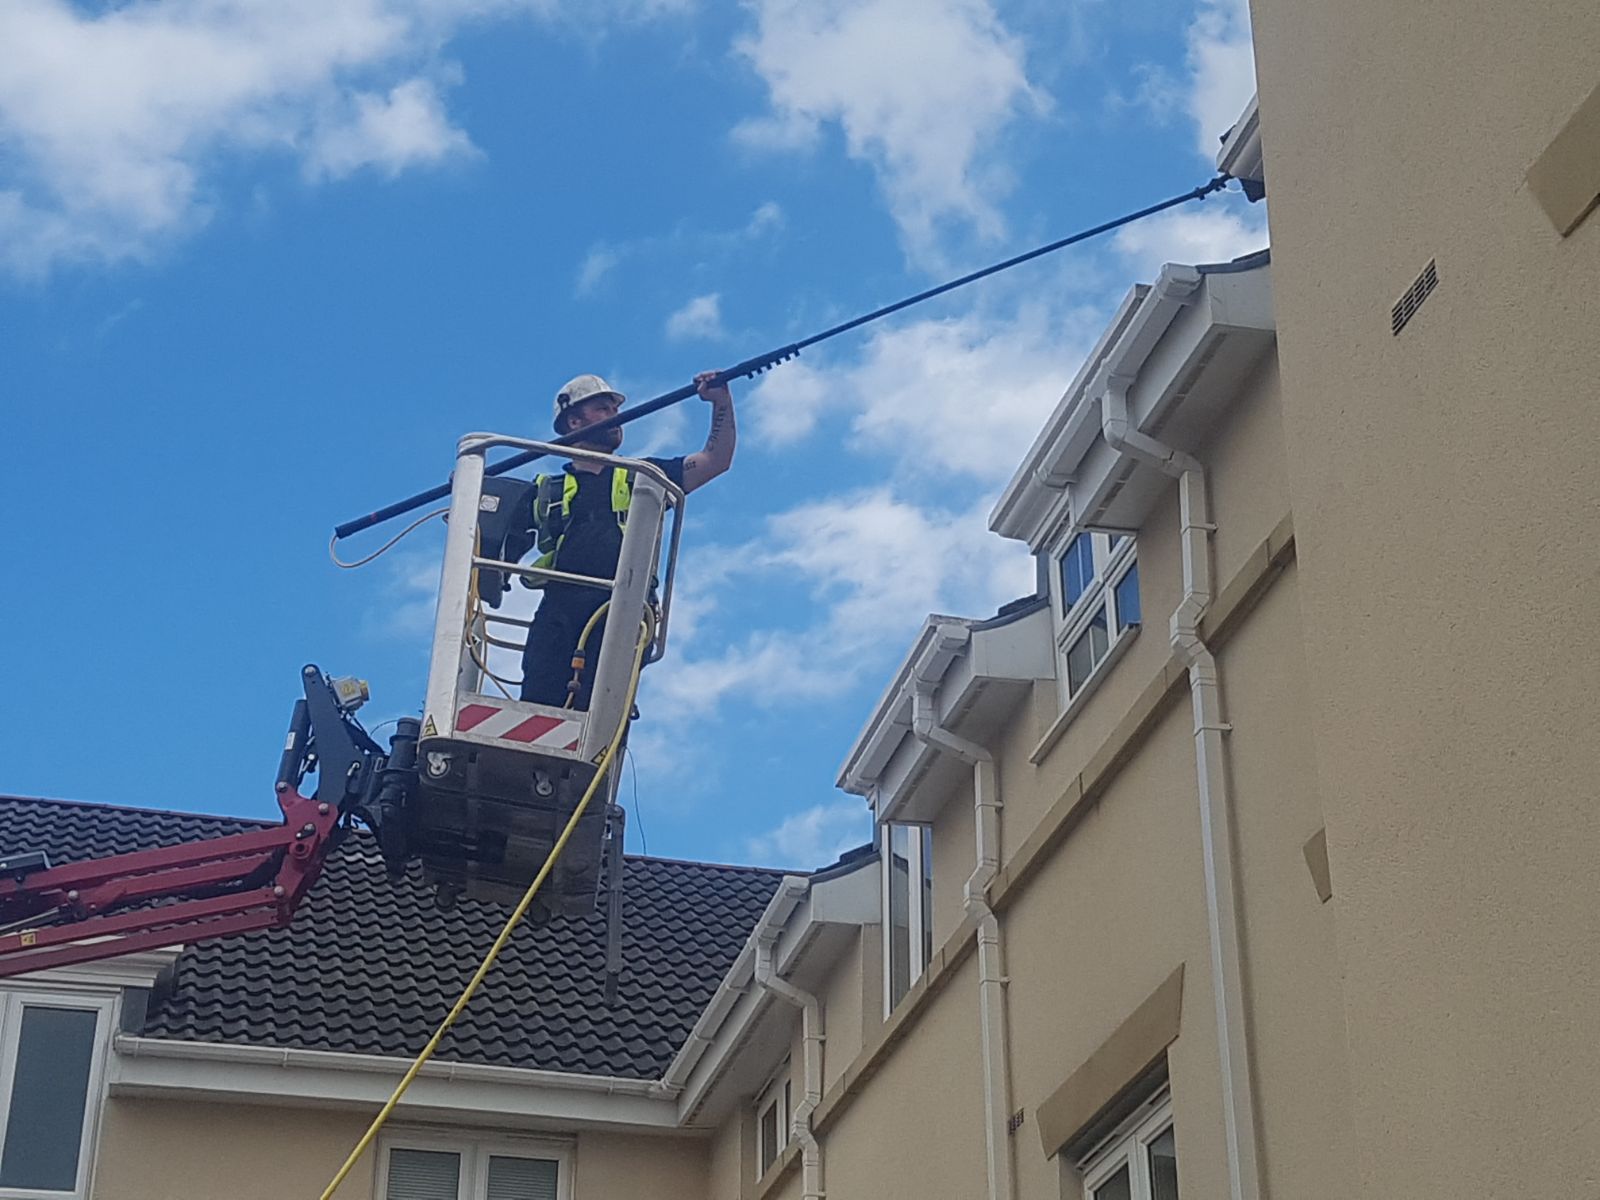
[385, 1148, 460, 1200]
[0, 1004, 98, 1191]
[486, 1155, 559, 1200]
[1092, 1163, 1133, 1200]
[1147, 1126, 1180, 1200]
[887, 825, 911, 1008]
[1061, 533, 1095, 608]
[759, 1099, 780, 1175]
[919, 825, 934, 971]
[1066, 607, 1110, 693]
[1114, 562, 1141, 631]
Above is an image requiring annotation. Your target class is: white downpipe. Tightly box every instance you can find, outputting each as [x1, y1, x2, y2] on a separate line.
[1169, 467, 1261, 1200]
[754, 919, 824, 1200]
[1096, 273, 1262, 1200]
[910, 681, 1016, 1200]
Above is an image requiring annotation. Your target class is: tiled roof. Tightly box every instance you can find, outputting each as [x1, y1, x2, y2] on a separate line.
[1, 795, 784, 1079]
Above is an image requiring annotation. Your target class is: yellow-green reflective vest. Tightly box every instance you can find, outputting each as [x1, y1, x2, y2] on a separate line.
[529, 467, 633, 575]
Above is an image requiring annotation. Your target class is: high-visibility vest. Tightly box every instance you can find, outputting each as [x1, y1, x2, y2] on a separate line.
[529, 467, 633, 577]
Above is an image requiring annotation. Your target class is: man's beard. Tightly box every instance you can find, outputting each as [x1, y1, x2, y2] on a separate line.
[573, 425, 623, 453]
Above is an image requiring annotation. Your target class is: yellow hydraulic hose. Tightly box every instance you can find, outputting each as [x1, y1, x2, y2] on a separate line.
[317, 617, 653, 1199]
[564, 601, 611, 707]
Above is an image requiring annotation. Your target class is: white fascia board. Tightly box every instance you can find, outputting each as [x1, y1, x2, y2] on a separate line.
[1217, 93, 1263, 183]
[875, 605, 1054, 824]
[1072, 259, 1275, 533]
[6, 946, 181, 991]
[674, 860, 878, 1125]
[837, 618, 973, 798]
[109, 1037, 682, 1132]
[659, 877, 808, 1108]
[989, 286, 1150, 547]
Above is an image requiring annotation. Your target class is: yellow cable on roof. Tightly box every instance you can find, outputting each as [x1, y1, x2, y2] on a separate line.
[318, 617, 653, 1200]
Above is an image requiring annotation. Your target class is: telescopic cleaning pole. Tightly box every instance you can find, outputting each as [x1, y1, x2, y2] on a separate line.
[332, 174, 1230, 544]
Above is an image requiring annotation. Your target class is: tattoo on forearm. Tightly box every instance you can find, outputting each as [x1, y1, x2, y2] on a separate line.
[704, 403, 733, 456]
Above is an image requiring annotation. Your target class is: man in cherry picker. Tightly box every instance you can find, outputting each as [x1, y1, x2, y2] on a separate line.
[519, 370, 736, 708]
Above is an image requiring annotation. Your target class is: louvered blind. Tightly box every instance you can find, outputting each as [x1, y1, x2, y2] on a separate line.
[486, 1155, 559, 1200]
[385, 1149, 461, 1200]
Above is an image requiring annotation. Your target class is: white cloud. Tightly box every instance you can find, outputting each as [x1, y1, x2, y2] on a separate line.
[365, 543, 446, 642]
[733, 0, 1046, 259]
[1184, 0, 1257, 158]
[575, 243, 623, 294]
[573, 201, 785, 297]
[665, 292, 726, 341]
[745, 799, 870, 869]
[0, 0, 484, 274]
[749, 303, 1095, 482]
[304, 77, 476, 180]
[1112, 203, 1266, 277]
[0, 0, 702, 277]
[646, 486, 1033, 719]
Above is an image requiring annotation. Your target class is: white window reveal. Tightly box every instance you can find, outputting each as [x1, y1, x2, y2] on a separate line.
[755, 1065, 791, 1179]
[379, 1133, 570, 1200]
[1074, 1090, 1179, 1200]
[883, 823, 933, 1014]
[1054, 532, 1140, 702]
[0, 989, 116, 1200]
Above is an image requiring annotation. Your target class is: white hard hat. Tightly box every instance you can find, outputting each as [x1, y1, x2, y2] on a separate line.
[553, 374, 625, 432]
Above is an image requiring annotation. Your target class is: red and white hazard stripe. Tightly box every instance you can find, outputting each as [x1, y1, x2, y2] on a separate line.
[452, 702, 584, 753]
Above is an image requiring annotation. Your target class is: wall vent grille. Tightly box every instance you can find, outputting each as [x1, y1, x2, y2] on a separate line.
[1392, 259, 1438, 335]
[1007, 1109, 1026, 1135]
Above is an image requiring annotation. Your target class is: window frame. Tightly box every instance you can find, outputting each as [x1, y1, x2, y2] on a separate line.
[0, 987, 117, 1200]
[375, 1129, 573, 1200]
[1073, 1088, 1177, 1200]
[1051, 530, 1140, 706]
[754, 1063, 791, 1181]
[880, 822, 933, 1016]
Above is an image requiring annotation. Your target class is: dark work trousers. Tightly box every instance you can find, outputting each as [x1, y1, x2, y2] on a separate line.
[520, 588, 608, 709]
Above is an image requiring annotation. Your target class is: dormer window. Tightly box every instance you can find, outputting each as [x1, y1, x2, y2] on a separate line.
[1053, 532, 1140, 702]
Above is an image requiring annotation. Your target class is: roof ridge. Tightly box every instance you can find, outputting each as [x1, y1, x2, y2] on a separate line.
[624, 852, 791, 875]
[0, 793, 276, 828]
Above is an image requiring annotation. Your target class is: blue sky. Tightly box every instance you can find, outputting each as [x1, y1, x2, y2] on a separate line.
[0, 0, 1264, 869]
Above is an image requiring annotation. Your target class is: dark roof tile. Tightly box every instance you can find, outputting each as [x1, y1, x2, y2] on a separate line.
[1, 795, 783, 1079]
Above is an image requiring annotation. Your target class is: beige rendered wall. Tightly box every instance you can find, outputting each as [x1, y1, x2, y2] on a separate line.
[91, 1097, 377, 1200]
[573, 1128, 707, 1197]
[819, 955, 988, 1200]
[929, 776, 975, 948]
[1004, 700, 1231, 1200]
[1216, 562, 1355, 1200]
[1248, 1, 1600, 1194]
[706, 1105, 753, 1200]
[91, 1096, 712, 1200]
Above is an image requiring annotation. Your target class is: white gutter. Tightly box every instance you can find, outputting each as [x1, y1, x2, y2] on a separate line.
[753, 878, 824, 1200]
[909, 668, 1016, 1200]
[1093, 309, 1264, 1200]
[114, 1036, 661, 1096]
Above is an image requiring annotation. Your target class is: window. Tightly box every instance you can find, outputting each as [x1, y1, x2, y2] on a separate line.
[1074, 1090, 1179, 1200]
[0, 989, 114, 1199]
[883, 823, 933, 1013]
[755, 1066, 790, 1179]
[379, 1134, 569, 1200]
[1054, 532, 1140, 703]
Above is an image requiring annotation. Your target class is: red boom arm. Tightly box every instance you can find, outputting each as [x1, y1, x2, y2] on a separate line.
[0, 791, 340, 979]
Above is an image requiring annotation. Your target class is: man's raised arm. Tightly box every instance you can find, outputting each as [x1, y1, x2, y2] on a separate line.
[681, 370, 737, 494]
